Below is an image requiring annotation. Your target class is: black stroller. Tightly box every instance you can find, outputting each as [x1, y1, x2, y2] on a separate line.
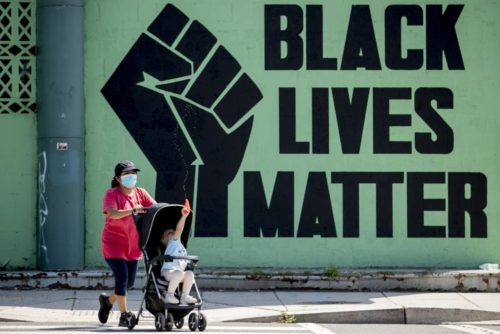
[129, 203, 207, 331]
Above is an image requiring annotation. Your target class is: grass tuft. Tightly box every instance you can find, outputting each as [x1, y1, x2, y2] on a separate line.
[279, 312, 296, 324]
[324, 265, 340, 279]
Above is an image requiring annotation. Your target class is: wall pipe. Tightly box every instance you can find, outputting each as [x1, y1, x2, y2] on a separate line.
[37, 0, 84, 270]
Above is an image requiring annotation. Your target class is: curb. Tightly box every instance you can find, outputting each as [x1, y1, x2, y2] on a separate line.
[235, 308, 500, 324]
[1, 269, 499, 291]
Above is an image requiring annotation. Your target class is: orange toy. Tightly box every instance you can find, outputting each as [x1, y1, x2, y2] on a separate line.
[182, 198, 191, 215]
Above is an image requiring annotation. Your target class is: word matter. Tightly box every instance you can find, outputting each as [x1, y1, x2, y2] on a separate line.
[244, 171, 487, 239]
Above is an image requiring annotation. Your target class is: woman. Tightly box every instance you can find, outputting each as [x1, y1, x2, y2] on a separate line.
[98, 160, 156, 327]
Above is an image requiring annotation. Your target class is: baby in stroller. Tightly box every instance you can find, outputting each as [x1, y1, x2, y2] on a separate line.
[159, 199, 198, 305]
[120, 201, 205, 331]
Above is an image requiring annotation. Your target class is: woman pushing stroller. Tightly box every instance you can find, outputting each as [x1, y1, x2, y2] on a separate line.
[98, 160, 156, 327]
[160, 199, 198, 305]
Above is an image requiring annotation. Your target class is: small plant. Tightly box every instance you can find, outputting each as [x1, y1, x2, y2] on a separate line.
[279, 312, 296, 324]
[247, 270, 271, 280]
[381, 271, 395, 276]
[324, 265, 340, 279]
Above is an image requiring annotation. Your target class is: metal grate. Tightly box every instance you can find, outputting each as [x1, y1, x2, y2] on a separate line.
[0, 0, 36, 114]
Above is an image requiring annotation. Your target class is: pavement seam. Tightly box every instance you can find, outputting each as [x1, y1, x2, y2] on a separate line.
[381, 291, 407, 324]
[381, 291, 402, 307]
[70, 291, 77, 311]
[457, 293, 482, 308]
[272, 290, 289, 313]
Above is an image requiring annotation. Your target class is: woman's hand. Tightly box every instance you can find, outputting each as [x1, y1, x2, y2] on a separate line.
[132, 205, 145, 214]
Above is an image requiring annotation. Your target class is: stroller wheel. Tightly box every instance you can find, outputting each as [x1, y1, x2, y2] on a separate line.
[198, 313, 207, 331]
[166, 312, 174, 331]
[154, 313, 165, 331]
[188, 312, 198, 331]
[175, 317, 184, 329]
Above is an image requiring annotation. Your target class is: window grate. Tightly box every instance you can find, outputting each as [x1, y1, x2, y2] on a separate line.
[0, 0, 36, 114]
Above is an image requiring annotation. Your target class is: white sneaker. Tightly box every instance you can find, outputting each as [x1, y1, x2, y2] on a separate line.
[180, 294, 197, 304]
[162, 292, 179, 304]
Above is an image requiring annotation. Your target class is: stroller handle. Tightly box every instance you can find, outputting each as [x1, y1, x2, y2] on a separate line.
[133, 207, 149, 215]
[164, 255, 199, 263]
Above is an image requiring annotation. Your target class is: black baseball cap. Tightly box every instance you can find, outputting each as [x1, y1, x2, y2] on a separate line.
[114, 160, 141, 176]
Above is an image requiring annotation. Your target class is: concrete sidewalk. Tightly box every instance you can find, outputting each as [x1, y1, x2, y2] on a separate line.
[0, 290, 499, 325]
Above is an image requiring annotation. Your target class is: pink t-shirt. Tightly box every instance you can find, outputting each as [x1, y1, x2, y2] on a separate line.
[101, 187, 156, 260]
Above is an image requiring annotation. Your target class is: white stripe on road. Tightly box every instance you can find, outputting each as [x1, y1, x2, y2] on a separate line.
[0, 332, 310, 334]
[300, 323, 336, 334]
[441, 324, 500, 334]
[208, 325, 307, 331]
[195, 332, 309, 334]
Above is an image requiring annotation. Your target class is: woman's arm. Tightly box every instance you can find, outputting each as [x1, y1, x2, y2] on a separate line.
[105, 206, 144, 219]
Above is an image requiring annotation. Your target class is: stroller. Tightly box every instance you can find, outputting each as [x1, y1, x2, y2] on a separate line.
[128, 203, 207, 331]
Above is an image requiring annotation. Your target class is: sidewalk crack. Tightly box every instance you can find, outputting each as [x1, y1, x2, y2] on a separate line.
[381, 291, 403, 307]
[70, 291, 77, 310]
[457, 292, 481, 308]
[273, 290, 288, 312]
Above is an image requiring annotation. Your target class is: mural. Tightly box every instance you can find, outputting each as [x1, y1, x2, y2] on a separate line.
[89, 0, 500, 267]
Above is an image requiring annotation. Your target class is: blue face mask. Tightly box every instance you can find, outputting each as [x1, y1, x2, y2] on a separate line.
[120, 174, 137, 189]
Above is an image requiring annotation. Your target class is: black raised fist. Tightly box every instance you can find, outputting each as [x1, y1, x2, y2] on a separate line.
[102, 4, 262, 237]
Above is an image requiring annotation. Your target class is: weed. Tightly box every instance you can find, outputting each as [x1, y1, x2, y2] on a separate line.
[279, 312, 296, 324]
[324, 265, 340, 279]
[247, 270, 271, 280]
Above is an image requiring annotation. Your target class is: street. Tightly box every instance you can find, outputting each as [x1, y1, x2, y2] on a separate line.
[1, 322, 500, 334]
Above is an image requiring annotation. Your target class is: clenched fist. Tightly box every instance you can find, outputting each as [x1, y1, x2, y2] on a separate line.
[102, 4, 262, 237]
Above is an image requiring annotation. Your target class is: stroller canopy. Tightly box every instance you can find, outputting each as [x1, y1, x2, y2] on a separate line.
[137, 203, 193, 259]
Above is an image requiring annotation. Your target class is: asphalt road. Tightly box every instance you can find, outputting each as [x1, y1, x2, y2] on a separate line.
[1, 322, 500, 334]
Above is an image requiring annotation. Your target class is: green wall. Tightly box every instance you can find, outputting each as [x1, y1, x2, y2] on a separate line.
[0, 115, 37, 269]
[0, 0, 37, 269]
[85, 0, 499, 268]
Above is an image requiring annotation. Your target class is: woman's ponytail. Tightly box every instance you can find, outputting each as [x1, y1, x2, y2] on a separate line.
[111, 178, 120, 188]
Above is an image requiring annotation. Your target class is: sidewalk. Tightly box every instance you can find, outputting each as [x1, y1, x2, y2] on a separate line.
[0, 289, 499, 325]
[1, 268, 499, 325]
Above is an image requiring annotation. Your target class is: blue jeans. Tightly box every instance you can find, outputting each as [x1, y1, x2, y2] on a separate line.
[105, 258, 138, 296]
